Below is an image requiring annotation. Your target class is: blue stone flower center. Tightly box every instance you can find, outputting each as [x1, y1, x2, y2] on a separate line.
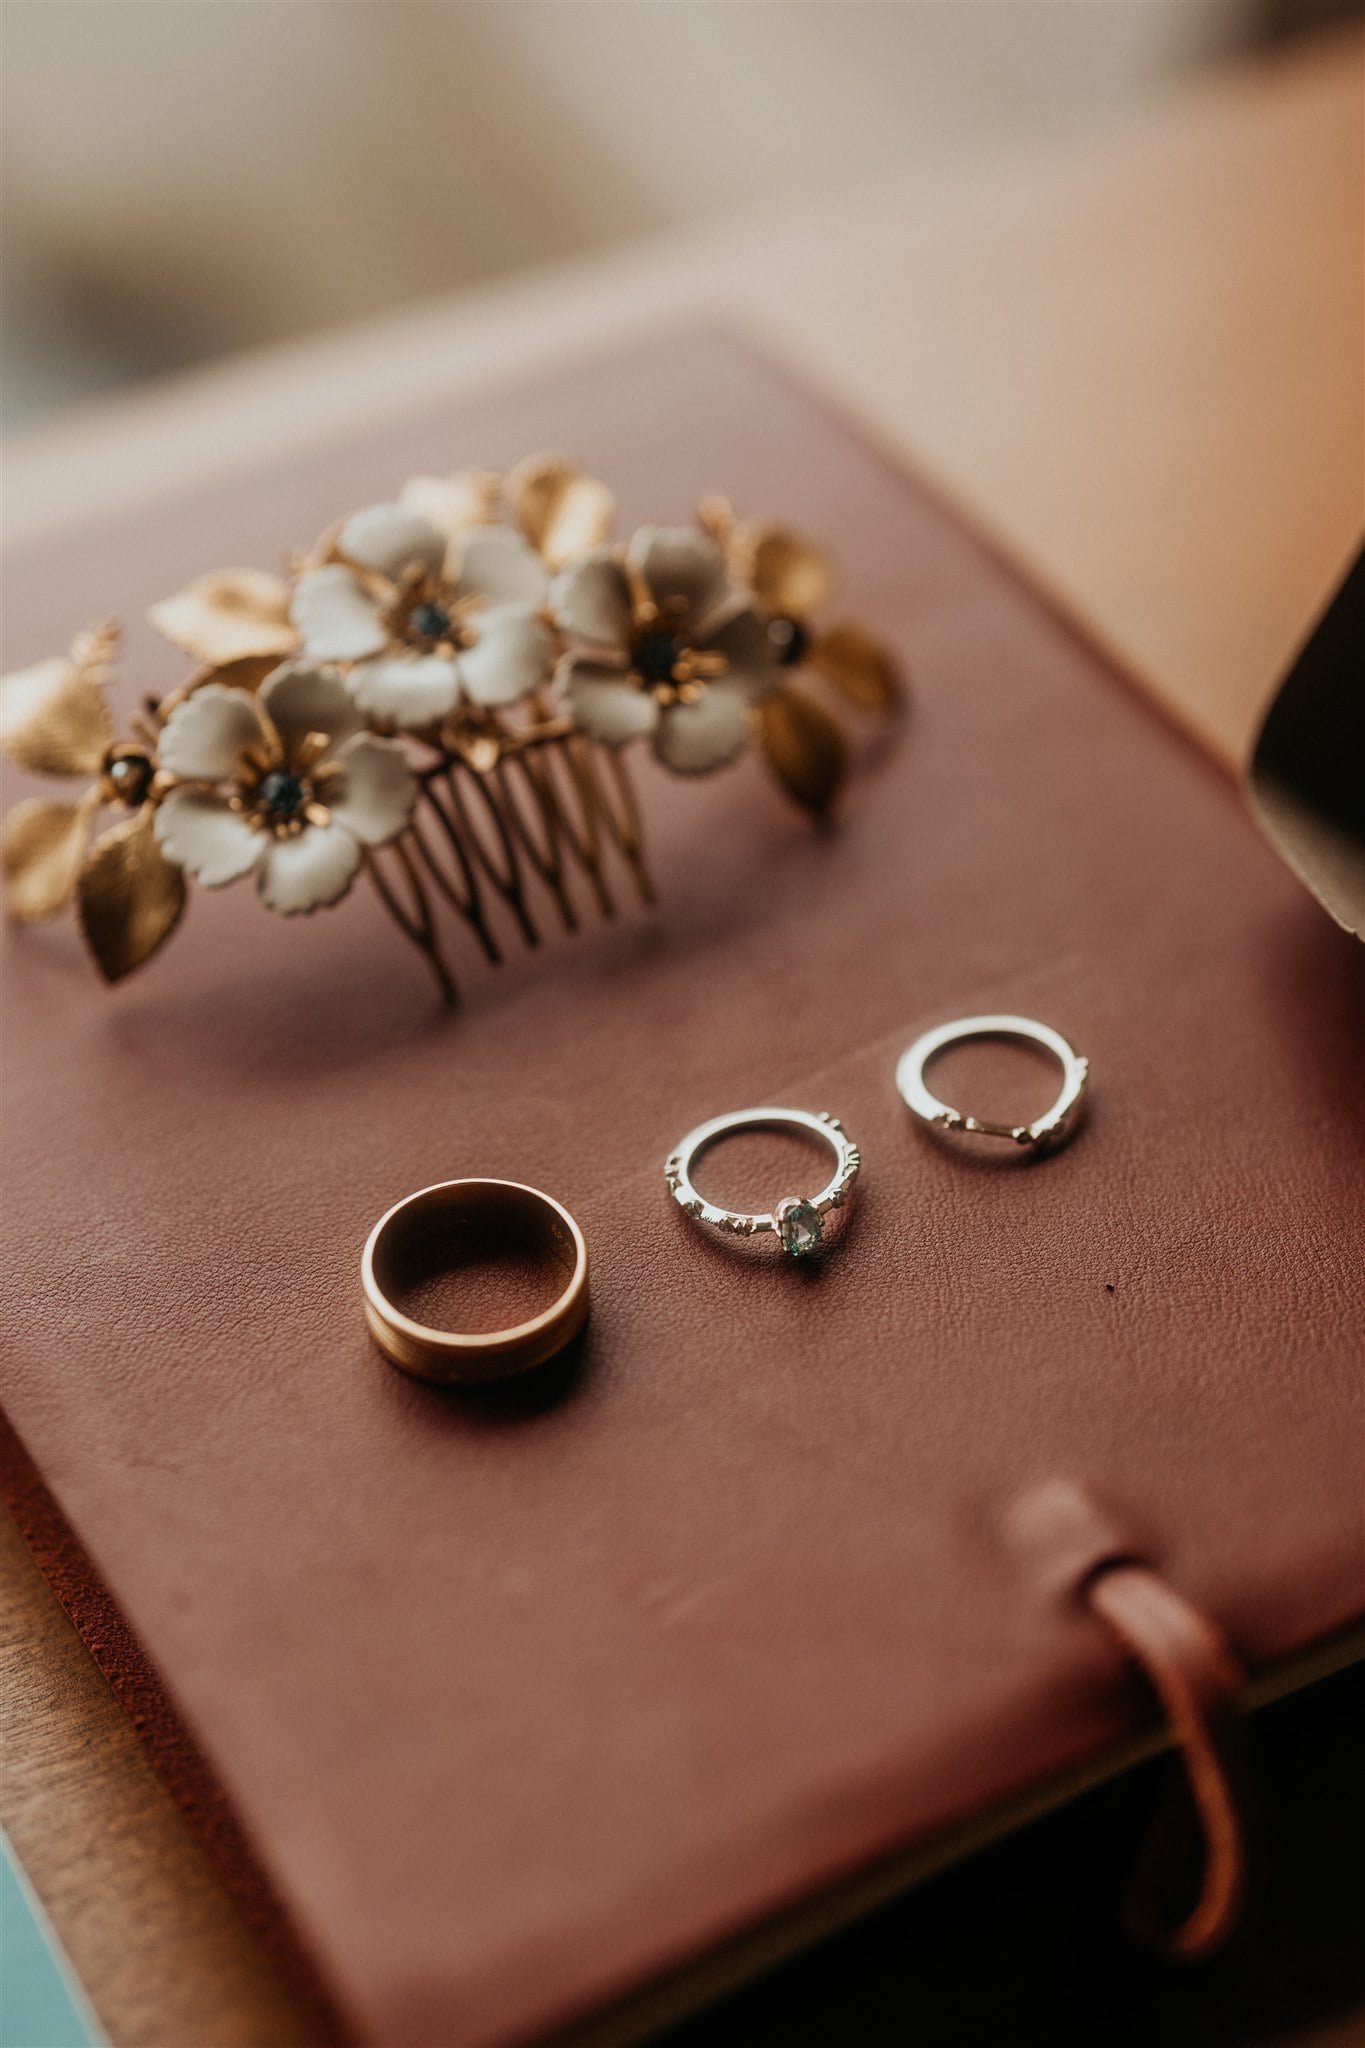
[410, 600, 453, 642]
[258, 769, 306, 823]
[636, 631, 686, 686]
[769, 614, 811, 667]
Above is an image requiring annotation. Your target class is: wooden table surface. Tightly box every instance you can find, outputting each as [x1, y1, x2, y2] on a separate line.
[3, 29, 1362, 2048]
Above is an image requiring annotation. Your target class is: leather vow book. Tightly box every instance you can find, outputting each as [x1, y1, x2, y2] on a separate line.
[2, 332, 1362, 2048]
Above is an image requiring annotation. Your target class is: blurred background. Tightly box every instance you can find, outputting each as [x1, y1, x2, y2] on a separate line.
[2, 0, 1360, 437]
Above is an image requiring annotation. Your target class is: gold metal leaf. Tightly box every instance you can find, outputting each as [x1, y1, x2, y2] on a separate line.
[69, 621, 121, 667]
[184, 652, 287, 698]
[810, 621, 902, 712]
[696, 495, 737, 549]
[400, 470, 500, 541]
[0, 625, 116, 776]
[505, 454, 615, 568]
[147, 569, 296, 664]
[2, 792, 98, 921]
[741, 523, 835, 618]
[76, 806, 186, 983]
[758, 686, 848, 815]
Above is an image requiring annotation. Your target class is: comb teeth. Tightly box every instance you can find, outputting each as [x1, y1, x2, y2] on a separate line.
[367, 735, 654, 1002]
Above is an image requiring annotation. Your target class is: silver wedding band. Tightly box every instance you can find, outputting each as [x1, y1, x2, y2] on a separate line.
[896, 1014, 1088, 1153]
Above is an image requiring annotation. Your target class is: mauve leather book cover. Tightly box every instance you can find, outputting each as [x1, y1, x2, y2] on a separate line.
[2, 331, 1362, 2048]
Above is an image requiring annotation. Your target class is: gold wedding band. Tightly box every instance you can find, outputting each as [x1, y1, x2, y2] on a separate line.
[362, 1179, 589, 1384]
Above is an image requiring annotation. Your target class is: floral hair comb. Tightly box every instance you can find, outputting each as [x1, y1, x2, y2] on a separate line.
[1, 457, 900, 1000]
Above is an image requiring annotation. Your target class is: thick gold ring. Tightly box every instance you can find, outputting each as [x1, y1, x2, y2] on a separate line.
[361, 1179, 589, 1385]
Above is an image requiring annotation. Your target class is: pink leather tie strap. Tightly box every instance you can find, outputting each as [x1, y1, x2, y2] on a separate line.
[1084, 1559, 1248, 1959]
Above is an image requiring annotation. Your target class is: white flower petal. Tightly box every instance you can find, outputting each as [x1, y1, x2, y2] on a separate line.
[701, 604, 781, 702]
[290, 565, 388, 664]
[348, 653, 459, 727]
[338, 503, 446, 579]
[257, 821, 361, 916]
[460, 605, 556, 708]
[260, 664, 362, 753]
[327, 735, 417, 848]
[154, 787, 266, 886]
[561, 659, 658, 747]
[551, 547, 633, 649]
[399, 470, 498, 542]
[158, 684, 267, 781]
[654, 687, 751, 775]
[628, 526, 729, 633]
[452, 528, 548, 610]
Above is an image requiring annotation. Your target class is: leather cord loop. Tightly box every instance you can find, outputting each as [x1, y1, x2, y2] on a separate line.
[1084, 1561, 1248, 1959]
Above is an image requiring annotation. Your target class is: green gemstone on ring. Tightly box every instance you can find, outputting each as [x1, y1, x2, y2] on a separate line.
[775, 1197, 823, 1259]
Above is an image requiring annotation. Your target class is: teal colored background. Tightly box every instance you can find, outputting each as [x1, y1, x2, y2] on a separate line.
[0, 1832, 102, 2048]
